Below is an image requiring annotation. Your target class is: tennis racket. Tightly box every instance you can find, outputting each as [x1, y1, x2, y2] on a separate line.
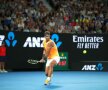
[27, 59, 40, 64]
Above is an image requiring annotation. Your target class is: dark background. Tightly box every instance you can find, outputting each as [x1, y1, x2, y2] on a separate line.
[0, 31, 108, 71]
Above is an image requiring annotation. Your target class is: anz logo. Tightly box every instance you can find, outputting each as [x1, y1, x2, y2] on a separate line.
[96, 63, 103, 71]
[5, 32, 17, 47]
[0, 32, 17, 47]
[51, 34, 62, 48]
[23, 37, 44, 48]
[24, 34, 62, 48]
[82, 63, 103, 71]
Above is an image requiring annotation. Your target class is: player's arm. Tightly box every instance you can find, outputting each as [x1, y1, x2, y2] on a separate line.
[39, 40, 46, 63]
[42, 49, 47, 60]
[45, 41, 54, 57]
[39, 48, 46, 63]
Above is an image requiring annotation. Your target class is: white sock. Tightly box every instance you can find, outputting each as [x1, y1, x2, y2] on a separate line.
[47, 77, 51, 81]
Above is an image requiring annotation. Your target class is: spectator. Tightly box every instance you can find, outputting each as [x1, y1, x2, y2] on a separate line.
[0, 42, 7, 73]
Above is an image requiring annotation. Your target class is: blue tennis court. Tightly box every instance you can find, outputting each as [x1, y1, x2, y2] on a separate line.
[0, 71, 108, 90]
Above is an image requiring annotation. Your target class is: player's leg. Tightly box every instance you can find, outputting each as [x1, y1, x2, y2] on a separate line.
[48, 57, 60, 78]
[45, 59, 51, 77]
[48, 60, 57, 77]
[45, 60, 57, 85]
[44, 60, 51, 85]
[45, 66, 50, 77]
[48, 57, 60, 82]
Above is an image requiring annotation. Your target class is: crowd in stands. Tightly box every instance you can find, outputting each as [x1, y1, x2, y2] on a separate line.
[0, 0, 49, 32]
[0, 0, 108, 33]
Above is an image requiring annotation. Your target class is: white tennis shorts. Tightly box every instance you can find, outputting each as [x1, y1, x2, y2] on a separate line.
[46, 56, 60, 67]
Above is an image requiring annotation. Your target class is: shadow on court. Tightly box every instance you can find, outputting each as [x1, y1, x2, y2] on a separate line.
[44, 84, 62, 89]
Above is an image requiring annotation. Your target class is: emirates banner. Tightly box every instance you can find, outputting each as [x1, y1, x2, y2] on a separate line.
[70, 34, 108, 71]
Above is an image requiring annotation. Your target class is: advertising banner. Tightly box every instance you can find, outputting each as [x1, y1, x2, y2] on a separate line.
[54, 52, 69, 70]
[0, 31, 108, 71]
[70, 34, 108, 71]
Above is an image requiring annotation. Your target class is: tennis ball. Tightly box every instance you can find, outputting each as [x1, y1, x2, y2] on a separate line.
[83, 50, 87, 54]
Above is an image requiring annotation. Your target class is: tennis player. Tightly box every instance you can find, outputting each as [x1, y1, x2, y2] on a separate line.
[39, 31, 60, 85]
